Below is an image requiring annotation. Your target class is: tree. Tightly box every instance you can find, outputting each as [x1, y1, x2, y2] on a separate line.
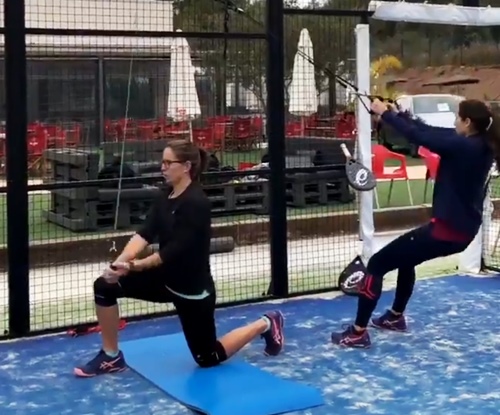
[173, 0, 361, 112]
[285, 0, 362, 105]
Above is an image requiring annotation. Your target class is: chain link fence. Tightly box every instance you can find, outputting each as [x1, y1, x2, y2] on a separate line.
[0, 0, 376, 338]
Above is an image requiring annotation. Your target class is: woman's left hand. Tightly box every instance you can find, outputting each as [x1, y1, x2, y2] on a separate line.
[371, 99, 390, 115]
[386, 102, 399, 112]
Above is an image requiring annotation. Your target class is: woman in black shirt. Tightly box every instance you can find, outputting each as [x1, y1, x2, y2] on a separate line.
[74, 139, 285, 377]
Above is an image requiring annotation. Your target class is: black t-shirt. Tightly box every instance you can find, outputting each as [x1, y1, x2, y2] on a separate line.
[137, 182, 215, 296]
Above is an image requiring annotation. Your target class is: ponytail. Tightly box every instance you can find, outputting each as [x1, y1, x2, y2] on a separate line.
[166, 139, 208, 181]
[193, 147, 208, 181]
[458, 99, 500, 169]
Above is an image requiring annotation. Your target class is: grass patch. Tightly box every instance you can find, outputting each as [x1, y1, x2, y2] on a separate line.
[0, 146, 428, 244]
[0, 179, 434, 246]
[220, 149, 266, 167]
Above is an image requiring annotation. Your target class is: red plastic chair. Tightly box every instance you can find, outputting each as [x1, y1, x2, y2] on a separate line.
[212, 123, 226, 151]
[64, 124, 82, 147]
[43, 124, 65, 148]
[192, 127, 214, 150]
[27, 127, 49, 174]
[285, 122, 302, 137]
[137, 124, 156, 141]
[238, 162, 257, 171]
[251, 116, 264, 143]
[418, 146, 440, 203]
[207, 116, 231, 126]
[232, 118, 253, 150]
[372, 144, 414, 208]
[335, 114, 356, 139]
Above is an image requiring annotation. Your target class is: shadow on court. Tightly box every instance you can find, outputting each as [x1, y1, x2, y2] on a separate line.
[1, 275, 500, 415]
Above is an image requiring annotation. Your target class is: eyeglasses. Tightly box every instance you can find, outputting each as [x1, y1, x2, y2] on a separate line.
[161, 159, 184, 168]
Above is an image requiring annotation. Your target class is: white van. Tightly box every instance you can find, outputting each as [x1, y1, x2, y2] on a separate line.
[379, 93, 465, 156]
[396, 93, 465, 127]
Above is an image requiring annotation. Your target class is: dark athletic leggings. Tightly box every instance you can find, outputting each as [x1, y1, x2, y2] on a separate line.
[93, 268, 227, 368]
[355, 223, 471, 328]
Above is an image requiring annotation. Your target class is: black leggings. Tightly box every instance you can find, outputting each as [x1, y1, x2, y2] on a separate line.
[355, 223, 471, 327]
[93, 269, 228, 368]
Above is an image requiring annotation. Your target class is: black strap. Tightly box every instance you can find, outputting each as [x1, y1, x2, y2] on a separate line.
[223, 1, 230, 63]
[213, 0, 392, 115]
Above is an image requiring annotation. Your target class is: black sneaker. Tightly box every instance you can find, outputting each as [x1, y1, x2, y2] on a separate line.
[331, 324, 371, 348]
[371, 310, 408, 332]
[261, 311, 285, 356]
[74, 350, 127, 377]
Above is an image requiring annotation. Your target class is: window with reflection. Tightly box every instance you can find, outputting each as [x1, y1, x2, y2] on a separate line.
[104, 60, 168, 120]
[27, 60, 98, 123]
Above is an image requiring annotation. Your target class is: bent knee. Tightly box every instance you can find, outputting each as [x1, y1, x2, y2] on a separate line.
[366, 252, 387, 277]
[93, 276, 120, 307]
[192, 341, 228, 368]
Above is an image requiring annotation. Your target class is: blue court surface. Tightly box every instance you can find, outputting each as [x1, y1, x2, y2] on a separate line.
[2, 274, 500, 415]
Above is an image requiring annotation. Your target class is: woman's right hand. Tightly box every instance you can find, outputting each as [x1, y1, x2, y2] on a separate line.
[371, 98, 390, 115]
[103, 262, 130, 283]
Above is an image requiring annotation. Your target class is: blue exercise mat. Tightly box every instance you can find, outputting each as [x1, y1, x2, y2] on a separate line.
[121, 333, 325, 415]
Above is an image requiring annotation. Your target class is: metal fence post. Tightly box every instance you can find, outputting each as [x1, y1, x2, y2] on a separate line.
[4, 0, 30, 337]
[266, 0, 288, 297]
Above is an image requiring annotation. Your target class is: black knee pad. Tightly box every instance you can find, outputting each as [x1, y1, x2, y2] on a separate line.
[93, 276, 120, 307]
[193, 341, 228, 368]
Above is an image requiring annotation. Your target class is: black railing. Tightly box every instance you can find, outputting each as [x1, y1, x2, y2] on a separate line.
[5, 0, 30, 338]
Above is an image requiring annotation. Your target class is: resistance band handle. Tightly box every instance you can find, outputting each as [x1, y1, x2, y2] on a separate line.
[365, 96, 400, 114]
[340, 143, 352, 159]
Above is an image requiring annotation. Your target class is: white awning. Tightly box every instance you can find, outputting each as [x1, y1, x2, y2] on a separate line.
[0, 0, 175, 55]
[369, 1, 500, 26]
[17, 36, 174, 56]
